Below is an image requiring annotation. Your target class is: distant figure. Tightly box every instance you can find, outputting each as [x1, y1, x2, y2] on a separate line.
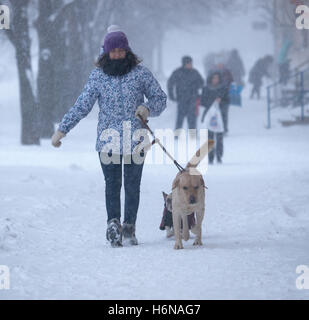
[201, 72, 228, 164]
[203, 53, 217, 78]
[208, 63, 233, 133]
[167, 56, 204, 133]
[249, 55, 274, 100]
[226, 49, 245, 87]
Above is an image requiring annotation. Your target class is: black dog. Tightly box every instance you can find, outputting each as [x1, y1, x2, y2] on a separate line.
[160, 192, 196, 238]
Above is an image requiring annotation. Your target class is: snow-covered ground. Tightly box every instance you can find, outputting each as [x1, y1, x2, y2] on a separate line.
[1, 85, 309, 299]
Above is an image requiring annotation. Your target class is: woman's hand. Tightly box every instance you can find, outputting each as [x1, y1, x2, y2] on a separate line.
[135, 105, 149, 122]
[51, 130, 66, 148]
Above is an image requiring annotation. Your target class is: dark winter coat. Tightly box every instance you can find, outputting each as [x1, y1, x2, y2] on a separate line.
[167, 67, 204, 103]
[200, 72, 229, 122]
[58, 65, 167, 153]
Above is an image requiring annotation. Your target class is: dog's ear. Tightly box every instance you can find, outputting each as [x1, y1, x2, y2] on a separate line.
[162, 191, 168, 200]
[200, 177, 208, 189]
[200, 177, 205, 188]
[172, 178, 179, 190]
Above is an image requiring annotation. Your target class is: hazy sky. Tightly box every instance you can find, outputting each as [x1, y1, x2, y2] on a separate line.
[162, 5, 273, 78]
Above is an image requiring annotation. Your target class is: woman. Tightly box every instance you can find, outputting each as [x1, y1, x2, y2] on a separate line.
[51, 27, 167, 247]
[201, 72, 227, 164]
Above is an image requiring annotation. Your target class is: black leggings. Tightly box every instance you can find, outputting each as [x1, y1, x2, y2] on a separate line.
[208, 131, 224, 162]
[220, 103, 229, 133]
[98, 153, 144, 225]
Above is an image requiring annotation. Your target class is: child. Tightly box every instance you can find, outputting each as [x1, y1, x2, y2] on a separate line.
[201, 72, 228, 164]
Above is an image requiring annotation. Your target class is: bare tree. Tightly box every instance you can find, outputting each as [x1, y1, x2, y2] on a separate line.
[35, 0, 57, 138]
[5, 0, 40, 145]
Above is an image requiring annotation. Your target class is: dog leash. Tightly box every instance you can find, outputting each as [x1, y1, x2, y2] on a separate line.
[137, 115, 185, 173]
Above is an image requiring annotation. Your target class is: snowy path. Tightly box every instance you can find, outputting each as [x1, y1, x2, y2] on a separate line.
[1, 96, 309, 299]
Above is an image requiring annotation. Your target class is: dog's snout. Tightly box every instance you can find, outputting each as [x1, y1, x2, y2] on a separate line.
[189, 195, 196, 204]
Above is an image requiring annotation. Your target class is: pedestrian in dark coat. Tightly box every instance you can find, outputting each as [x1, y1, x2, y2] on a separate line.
[167, 56, 204, 133]
[51, 26, 167, 247]
[226, 49, 245, 86]
[201, 72, 228, 164]
[249, 55, 274, 100]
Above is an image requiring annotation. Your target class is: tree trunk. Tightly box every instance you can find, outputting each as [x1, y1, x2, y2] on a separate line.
[50, 0, 80, 122]
[51, 5, 69, 122]
[36, 0, 56, 138]
[7, 0, 40, 145]
[65, 3, 86, 106]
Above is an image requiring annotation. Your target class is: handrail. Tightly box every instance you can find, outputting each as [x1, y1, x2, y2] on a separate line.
[266, 67, 309, 128]
[293, 59, 309, 72]
[267, 67, 309, 90]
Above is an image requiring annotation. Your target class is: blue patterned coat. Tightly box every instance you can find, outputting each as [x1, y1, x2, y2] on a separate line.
[58, 65, 167, 153]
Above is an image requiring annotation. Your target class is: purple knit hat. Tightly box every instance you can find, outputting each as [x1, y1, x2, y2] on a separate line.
[103, 30, 130, 54]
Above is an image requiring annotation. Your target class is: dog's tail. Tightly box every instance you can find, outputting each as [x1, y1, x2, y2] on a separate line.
[185, 139, 215, 169]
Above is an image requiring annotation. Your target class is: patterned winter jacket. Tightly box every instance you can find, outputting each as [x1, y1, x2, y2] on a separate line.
[58, 65, 167, 154]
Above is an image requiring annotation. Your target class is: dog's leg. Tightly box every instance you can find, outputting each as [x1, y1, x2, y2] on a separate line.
[182, 215, 190, 241]
[165, 226, 174, 238]
[173, 211, 183, 249]
[193, 210, 204, 246]
[190, 213, 198, 235]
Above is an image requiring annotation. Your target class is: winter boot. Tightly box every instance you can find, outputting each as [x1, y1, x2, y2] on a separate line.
[122, 223, 138, 246]
[106, 218, 122, 247]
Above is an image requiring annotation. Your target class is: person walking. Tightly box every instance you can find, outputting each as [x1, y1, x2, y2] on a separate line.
[249, 55, 274, 100]
[201, 71, 228, 164]
[226, 49, 245, 87]
[208, 63, 233, 134]
[51, 26, 167, 247]
[167, 56, 204, 135]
